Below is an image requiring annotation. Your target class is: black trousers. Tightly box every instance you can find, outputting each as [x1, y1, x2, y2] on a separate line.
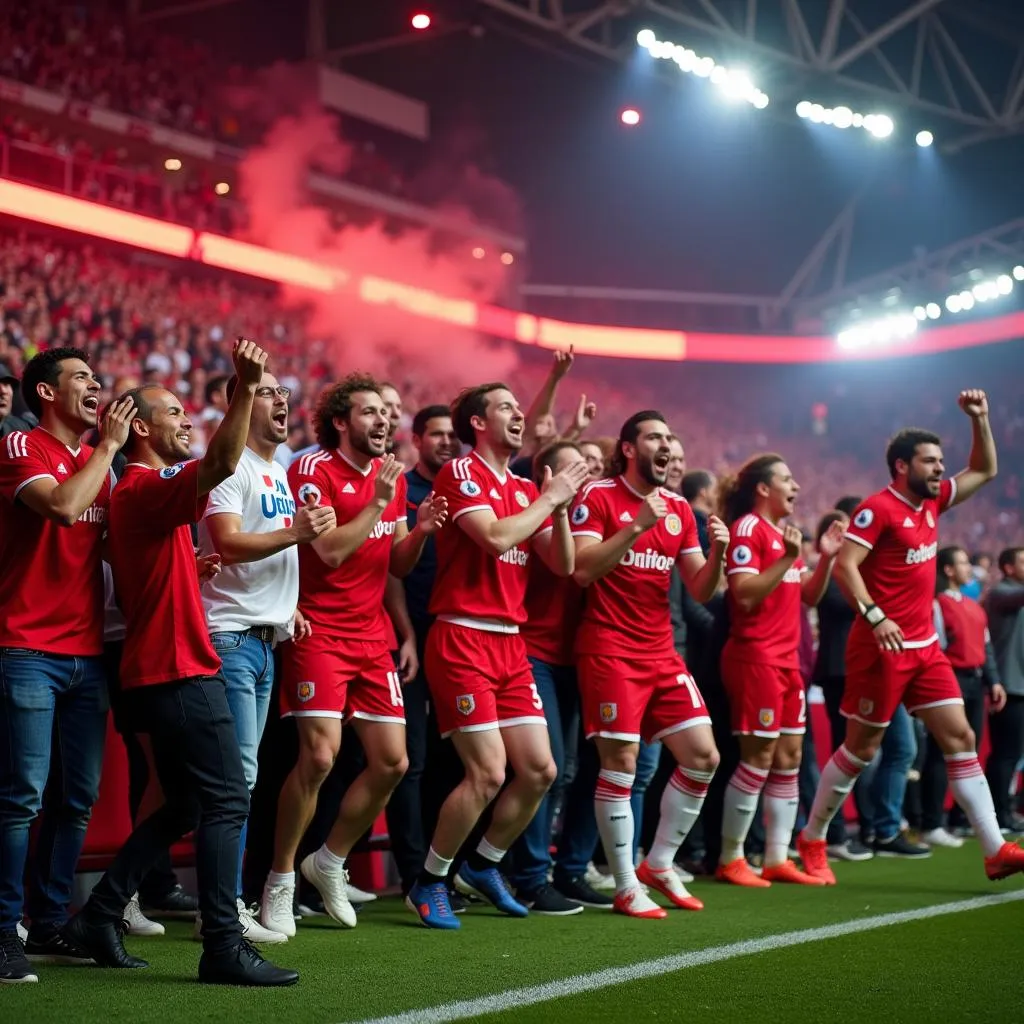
[920, 676, 985, 831]
[987, 694, 1024, 827]
[102, 641, 179, 901]
[84, 676, 248, 955]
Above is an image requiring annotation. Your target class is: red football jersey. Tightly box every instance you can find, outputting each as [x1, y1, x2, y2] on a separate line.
[846, 479, 956, 648]
[289, 448, 407, 641]
[429, 451, 546, 625]
[571, 476, 702, 659]
[522, 552, 584, 667]
[725, 513, 807, 668]
[108, 459, 221, 687]
[0, 429, 110, 656]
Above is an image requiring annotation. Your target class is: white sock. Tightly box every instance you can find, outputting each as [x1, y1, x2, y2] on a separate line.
[267, 870, 295, 887]
[647, 766, 715, 871]
[946, 753, 1004, 857]
[314, 844, 346, 873]
[424, 846, 454, 879]
[803, 745, 870, 841]
[764, 768, 800, 867]
[476, 837, 506, 863]
[595, 769, 637, 892]
[720, 762, 768, 864]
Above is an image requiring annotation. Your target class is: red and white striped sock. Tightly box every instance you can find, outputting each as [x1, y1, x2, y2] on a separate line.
[802, 745, 870, 842]
[946, 752, 1003, 857]
[646, 765, 716, 871]
[764, 768, 800, 867]
[720, 762, 769, 864]
[595, 769, 637, 892]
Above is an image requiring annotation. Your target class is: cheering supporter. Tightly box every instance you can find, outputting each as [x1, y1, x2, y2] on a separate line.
[715, 454, 844, 889]
[984, 548, 1024, 833]
[406, 383, 589, 929]
[0, 363, 34, 437]
[0, 348, 134, 985]
[63, 339, 298, 987]
[196, 371, 336, 943]
[920, 547, 1007, 847]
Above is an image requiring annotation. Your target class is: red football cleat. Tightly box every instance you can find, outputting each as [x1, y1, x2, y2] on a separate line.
[762, 859, 828, 886]
[714, 857, 771, 888]
[796, 834, 837, 885]
[985, 841, 1024, 881]
[613, 886, 668, 919]
[637, 861, 704, 910]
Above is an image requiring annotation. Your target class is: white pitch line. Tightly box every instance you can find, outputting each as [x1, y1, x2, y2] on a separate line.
[351, 890, 1024, 1024]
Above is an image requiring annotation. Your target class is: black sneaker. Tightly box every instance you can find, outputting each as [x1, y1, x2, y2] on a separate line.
[448, 889, 469, 914]
[518, 884, 584, 916]
[198, 939, 299, 987]
[24, 925, 96, 965]
[552, 875, 615, 909]
[140, 884, 197, 919]
[0, 931, 37, 984]
[61, 914, 146, 969]
[827, 839, 874, 862]
[874, 833, 932, 858]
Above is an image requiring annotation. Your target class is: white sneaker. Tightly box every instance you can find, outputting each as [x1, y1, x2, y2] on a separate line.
[260, 878, 297, 938]
[672, 865, 695, 884]
[236, 898, 287, 944]
[346, 882, 378, 904]
[124, 893, 165, 936]
[584, 862, 616, 891]
[922, 827, 964, 849]
[16, 921, 28, 943]
[300, 853, 356, 928]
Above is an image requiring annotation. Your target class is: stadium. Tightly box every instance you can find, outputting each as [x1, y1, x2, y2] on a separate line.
[1, 0, 1022, 1021]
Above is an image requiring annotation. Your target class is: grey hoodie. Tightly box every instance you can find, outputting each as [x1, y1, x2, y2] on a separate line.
[985, 578, 1024, 697]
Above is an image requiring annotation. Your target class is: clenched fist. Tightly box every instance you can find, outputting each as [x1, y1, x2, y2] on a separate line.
[637, 492, 668, 530]
[232, 337, 269, 387]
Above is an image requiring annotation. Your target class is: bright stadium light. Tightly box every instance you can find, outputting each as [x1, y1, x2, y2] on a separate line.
[836, 312, 918, 350]
[946, 294, 963, 313]
[411, 12, 431, 30]
[916, 130, 934, 147]
[997, 274, 1013, 294]
[621, 107, 641, 126]
[799, 103, 895, 139]
[164, 157, 182, 171]
[1014, 265, 1024, 280]
[637, 30, 769, 108]
[926, 302, 941, 319]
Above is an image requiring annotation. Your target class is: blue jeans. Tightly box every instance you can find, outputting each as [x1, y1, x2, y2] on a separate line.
[510, 657, 579, 892]
[0, 648, 108, 931]
[870, 703, 917, 841]
[210, 631, 274, 897]
[633, 740, 662, 859]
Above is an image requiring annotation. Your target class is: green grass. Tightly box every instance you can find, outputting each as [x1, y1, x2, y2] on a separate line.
[9, 846, 1023, 1024]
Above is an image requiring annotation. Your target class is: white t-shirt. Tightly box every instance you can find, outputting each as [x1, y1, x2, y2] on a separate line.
[198, 446, 299, 640]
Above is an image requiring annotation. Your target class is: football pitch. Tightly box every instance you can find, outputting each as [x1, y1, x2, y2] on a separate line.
[10, 846, 1023, 1024]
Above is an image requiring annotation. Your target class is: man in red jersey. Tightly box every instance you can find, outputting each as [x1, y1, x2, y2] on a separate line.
[0, 348, 135, 984]
[63, 339, 297, 988]
[407, 382, 589, 930]
[260, 373, 447, 937]
[798, 390, 1024, 884]
[571, 410, 729, 919]
[714, 453, 845, 889]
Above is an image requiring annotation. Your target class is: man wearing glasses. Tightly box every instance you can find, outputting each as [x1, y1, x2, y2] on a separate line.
[197, 372, 336, 941]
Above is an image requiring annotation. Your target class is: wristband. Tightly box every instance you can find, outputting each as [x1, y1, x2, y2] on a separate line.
[859, 603, 887, 627]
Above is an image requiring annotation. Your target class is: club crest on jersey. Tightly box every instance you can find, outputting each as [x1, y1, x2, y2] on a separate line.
[854, 508, 873, 529]
[859, 698, 874, 718]
[515, 491, 530, 508]
[759, 708, 775, 728]
[732, 544, 753, 565]
[460, 479, 482, 498]
[926, 509, 935, 528]
[664, 513, 682, 536]
[297, 681, 315, 703]
[160, 463, 186, 479]
[456, 694, 475, 716]
[297, 482, 321, 506]
[600, 702, 617, 723]
[572, 504, 590, 525]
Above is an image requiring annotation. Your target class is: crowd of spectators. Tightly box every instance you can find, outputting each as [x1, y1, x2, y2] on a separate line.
[1, 224, 1020, 554]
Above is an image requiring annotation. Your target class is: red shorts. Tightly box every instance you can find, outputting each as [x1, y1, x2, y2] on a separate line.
[279, 634, 405, 723]
[841, 639, 962, 727]
[720, 644, 807, 737]
[425, 620, 546, 738]
[577, 651, 711, 744]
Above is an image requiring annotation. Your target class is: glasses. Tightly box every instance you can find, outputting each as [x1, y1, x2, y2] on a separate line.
[255, 386, 291, 399]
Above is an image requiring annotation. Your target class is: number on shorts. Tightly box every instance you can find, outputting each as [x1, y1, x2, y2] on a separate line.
[676, 673, 702, 709]
[798, 689, 807, 723]
[387, 671, 404, 708]
[529, 682, 544, 711]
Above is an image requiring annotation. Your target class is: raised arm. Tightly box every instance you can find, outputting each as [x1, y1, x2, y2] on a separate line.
[801, 520, 845, 607]
[521, 348, 574, 455]
[950, 389, 997, 508]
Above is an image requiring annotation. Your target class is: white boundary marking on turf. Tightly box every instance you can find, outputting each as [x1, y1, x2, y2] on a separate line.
[351, 890, 1024, 1024]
